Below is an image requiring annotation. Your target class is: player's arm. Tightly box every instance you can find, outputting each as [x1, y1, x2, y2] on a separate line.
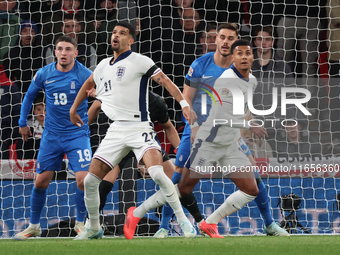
[18, 73, 43, 141]
[240, 109, 252, 137]
[183, 83, 198, 124]
[161, 119, 180, 149]
[151, 71, 190, 122]
[87, 99, 101, 125]
[70, 73, 96, 127]
[244, 109, 267, 139]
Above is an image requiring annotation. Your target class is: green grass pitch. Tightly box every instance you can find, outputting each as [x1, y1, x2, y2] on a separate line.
[1, 235, 340, 255]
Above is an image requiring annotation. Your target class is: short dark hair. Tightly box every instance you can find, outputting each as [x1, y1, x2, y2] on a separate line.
[217, 23, 239, 37]
[55, 35, 77, 49]
[115, 21, 135, 38]
[252, 25, 274, 38]
[230, 39, 252, 54]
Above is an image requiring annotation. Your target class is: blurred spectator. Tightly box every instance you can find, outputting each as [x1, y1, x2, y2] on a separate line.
[198, 23, 217, 55]
[95, 0, 118, 61]
[274, 120, 322, 159]
[25, 0, 61, 25]
[275, 0, 325, 87]
[251, 25, 294, 141]
[3, 20, 53, 97]
[162, 5, 204, 89]
[242, 130, 274, 158]
[0, 65, 21, 159]
[16, 98, 45, 159]
[0, 0, 22, 63]
[269, 108, 322, 159]
[41, 0, 96, 46]
[59, 15, 97, 70]
[326, 0, 340, 147]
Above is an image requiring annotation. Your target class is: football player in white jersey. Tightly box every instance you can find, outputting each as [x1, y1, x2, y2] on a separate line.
[126, 39, 269, 238]
[69, 21, 196, 240]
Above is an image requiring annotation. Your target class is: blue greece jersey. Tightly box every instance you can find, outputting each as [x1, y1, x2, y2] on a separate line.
[19, 60, 93, 173]
[176, 53, 232, 168]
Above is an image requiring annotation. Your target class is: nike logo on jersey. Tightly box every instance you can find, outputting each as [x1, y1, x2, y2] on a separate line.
[45, 80, 55, 84]
[202, 75, 213, 79]
[100, 77, 104, 81]
[81, 163, 91, 168]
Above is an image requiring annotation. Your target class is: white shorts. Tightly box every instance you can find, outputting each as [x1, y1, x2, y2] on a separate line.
[93, 121, 161, 168]
[188, 136, 251, 176]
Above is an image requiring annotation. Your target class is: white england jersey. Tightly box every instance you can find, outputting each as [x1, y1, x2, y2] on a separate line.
[93, 50, 161, 122]
[196, 66, 257, 144]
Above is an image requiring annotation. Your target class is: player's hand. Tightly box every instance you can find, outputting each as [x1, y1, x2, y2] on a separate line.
[191, 126, 199, 144]
[249, 124, 268, 139]
[182, 106, 191, 123]
[70, 108, 84, 127]
[243, 134, 254, 147]
[19, 126, 32, 142]
[86, 88, 97, 98]
[190, 108, 197, 124]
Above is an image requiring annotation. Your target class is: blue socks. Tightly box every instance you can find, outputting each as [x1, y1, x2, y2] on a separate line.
[30, 187, 47, 224]
[75, 187, 86, 222]
[254, 170, 274, 227]
[159, 172, 182, 230]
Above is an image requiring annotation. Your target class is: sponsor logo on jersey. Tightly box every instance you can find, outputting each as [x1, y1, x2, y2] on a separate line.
[188, 67, 194, 76]
[116, 66, 126, 81]
[202, 74, 213, 79]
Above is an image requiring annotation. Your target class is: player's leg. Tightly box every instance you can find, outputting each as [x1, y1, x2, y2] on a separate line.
[98, 152, 133, 212]
[198, 140, 258, 238]
[65, 134, 93, 235]
[144, 150, 196, 237]
[75, 125, 129, 240]
[99, 165, 121, 212]
[155, 125, 190, 237]
[239, 138, 289, 236]
[200, 169, 258, 239]
[14, 132, 64, 241]
[124, 124, 196, 239]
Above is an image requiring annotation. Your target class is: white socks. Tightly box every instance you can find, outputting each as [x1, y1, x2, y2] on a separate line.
[84, 172, 102, 230]
[206, 190, 256, 224]
[134, 165, 186, 223]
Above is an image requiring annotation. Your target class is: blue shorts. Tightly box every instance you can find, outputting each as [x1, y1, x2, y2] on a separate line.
[175, 122, 191, 168]
[36, 129, 92, 174]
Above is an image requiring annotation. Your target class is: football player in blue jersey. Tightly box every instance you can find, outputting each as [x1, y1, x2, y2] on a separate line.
[155, 23, 289, 237]
[14, 36, 92, 240]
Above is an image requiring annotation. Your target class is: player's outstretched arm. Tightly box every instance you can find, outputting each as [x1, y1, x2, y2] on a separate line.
[70, 73, 96, 127]
[161, 119, 180, 149]
[183, 84, 197, 124]
[151, 71, 190, 122]
[87, 100, 102, 125]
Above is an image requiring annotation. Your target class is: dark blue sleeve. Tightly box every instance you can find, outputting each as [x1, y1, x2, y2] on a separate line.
[18, 70, 44, 127]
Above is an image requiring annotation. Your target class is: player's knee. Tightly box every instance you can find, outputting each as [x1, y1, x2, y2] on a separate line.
[34, 179, 49, 189]
[77, 179, 85, 191]
[246, 186, 259, 197]
[177, 182, 190, 198]
[148, 165, 167, 185]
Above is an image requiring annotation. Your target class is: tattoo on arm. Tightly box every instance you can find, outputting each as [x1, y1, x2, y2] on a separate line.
[156, 74, 168, 89]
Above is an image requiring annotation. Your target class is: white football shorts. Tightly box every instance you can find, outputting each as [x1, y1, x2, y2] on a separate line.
[188, 136, 252, 176]
[93, 121, 161, 168]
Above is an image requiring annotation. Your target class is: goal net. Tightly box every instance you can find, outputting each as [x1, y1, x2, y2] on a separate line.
[0, 0, 339, 238]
